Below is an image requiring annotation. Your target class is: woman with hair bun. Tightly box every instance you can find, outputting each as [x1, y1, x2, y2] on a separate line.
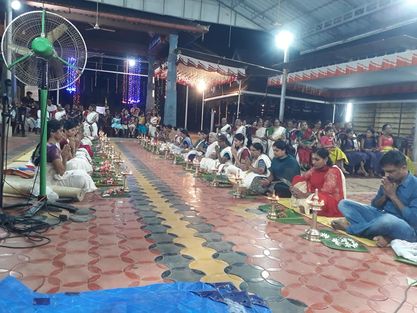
[291, 148, 346, 217]
[35, 119, 97, 194]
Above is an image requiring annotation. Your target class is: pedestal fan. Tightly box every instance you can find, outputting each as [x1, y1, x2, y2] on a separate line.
[1, 10, 87, 212]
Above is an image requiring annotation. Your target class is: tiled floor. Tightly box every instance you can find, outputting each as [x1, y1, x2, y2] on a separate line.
[1, 137, 417, 313]
[4, 132, 39, 161]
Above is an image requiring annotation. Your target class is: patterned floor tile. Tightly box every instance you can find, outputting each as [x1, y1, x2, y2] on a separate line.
[6, 138, 417, 313]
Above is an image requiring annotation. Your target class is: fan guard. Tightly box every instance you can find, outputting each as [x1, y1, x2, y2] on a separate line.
[1, 10, 87, 91]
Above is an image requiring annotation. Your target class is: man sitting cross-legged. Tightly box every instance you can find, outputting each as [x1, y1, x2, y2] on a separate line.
[332, 150, 417, 247]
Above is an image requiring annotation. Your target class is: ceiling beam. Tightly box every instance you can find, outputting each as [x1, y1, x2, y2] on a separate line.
[26, 1, 208, 34]
[215, 0, 267, 30]
[302, 0, 399, 39]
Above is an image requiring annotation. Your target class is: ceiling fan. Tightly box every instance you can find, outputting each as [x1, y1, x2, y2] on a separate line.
[86, 0, 115, 32]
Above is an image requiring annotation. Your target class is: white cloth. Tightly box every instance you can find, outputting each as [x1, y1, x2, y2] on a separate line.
[268, 126, 286, 159]
[220, 124, 231, 133]
[241, 154, 271, 188]
[235, 125, 247, 146]
[205, 141, 219, 158]
[220, 124, 232, 144]
[40, 159, 96, 194]
[66, 148, 93, 174]
[35, 110, 41, 128]
[83, 122, 98, 139]
[84, 111, 99, 139]
[200, 146, 232, 173]
[47, 104, 57, 118]
[183, 140, 205, 160]
[391, 239, 417, 263]
[25, 117, 36, 130]
[55, 110, 66, 121]
[148, 125, 157, 138]
[252, 127, 267, 151]
[86, 111, 99, 124]
[81, 137, 93, 147]
[47, 104, 57, 112]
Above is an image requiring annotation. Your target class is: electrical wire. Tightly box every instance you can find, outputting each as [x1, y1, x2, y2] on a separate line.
[393, 283, 414, 313]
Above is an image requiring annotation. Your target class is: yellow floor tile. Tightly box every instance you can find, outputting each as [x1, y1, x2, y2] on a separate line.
[200, 274, 244, 289]
[189, 259, 230, 275]
[180, 247, 216, 259]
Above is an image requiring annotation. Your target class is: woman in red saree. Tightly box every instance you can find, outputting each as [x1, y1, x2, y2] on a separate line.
[291, 148, 346, 217]
[296, 121, 316, 170]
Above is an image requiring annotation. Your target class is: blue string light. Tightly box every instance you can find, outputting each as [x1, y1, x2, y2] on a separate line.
[122, 58, 142, 107]
[66, 57, 77, 94]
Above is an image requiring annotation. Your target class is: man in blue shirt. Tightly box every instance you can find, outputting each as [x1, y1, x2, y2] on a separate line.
[333, 150, 417, 247]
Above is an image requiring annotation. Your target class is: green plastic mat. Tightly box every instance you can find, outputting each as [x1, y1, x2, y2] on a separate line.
[93, 179, 123, 187]
[319, 230, 369, 252]
[259, 205, 307, 225]
[200, 173, 232, 187]
[101, 188, 130, 198]
[395, 256, 417, 267]
[227, 190, 259, 199]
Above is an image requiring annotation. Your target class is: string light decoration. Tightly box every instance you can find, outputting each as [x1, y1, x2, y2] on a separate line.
[122, 58, 142, 107]
[65, 56, 81, 106]
[66, 57, 77, 94]
[73, 77, 80, 106]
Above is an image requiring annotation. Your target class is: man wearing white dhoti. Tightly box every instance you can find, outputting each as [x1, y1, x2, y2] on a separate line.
[84, 106, 99, 139]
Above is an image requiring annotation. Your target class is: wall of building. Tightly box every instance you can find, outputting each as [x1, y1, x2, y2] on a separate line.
[352, 102, 416, 137]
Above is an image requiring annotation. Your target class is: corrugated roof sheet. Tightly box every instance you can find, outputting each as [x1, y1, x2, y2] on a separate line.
[224, 0, 409, 49]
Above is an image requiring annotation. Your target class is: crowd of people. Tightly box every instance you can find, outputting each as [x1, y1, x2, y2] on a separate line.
[5, 94, 416, 247]
[141, 116, 417, 247]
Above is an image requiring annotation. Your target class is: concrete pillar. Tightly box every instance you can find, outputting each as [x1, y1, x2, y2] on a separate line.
[145, 55, 155, 112]
[278, 48, 289, 122]
[164, 34, 178, 126]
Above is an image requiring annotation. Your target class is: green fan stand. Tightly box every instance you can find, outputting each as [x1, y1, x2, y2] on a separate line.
[5, 10, 83, 214]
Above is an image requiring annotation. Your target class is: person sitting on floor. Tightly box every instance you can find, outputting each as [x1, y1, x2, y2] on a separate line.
[61, 119, 93, 173]
[35, 119, 97, 194]
[229, 142, 271, 190]
[340, 128, 369, 176]
[219, 117, 232, 144]
[291, 148, 346, 217]
[184, 130, 209, 161]
[111, 113, 123, 137]
[333, 150, 417, 247]
[252, 140, 300, 197]
[267, 119, 286, 160]
[200, 135, 232, 173]
[378, 124, 415, 174]
[170, 129, 193, 155]
[320, 126, 349, 174]
[295, 120, 315, 171]
[224, 133, 251, 177]
[361, 128, 382, 177]
[203, 132, 219, 159]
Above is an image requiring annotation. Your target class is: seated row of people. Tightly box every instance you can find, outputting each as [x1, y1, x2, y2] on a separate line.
[188, 132, 345, 217]
[33, 119, 97, 197]
[143, 128, 417, 246]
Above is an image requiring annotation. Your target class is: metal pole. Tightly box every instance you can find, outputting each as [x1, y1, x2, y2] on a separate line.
[236, 81, 242, 118]
[279, 47, 289, 122]
[225, 103, 228, 120]
[184, 85, 189, 129]
[200, 89, 205, 130]
[332, 103, 336, 123]
[6, 2, 12, 90]
[56, 81, 60, 105]
[210, 108, 215, 132]
[413, 109, 417, 163]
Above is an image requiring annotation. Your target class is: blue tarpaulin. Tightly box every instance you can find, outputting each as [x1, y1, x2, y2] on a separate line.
[0, 276, 271, 313]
